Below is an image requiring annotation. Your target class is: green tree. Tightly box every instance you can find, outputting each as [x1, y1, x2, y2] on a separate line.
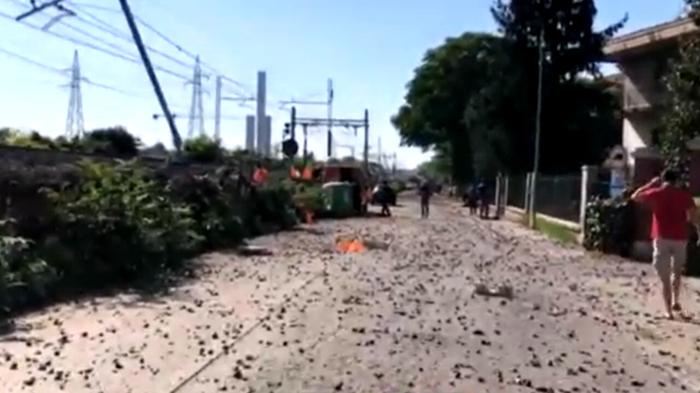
[661, 0, 700, 174]
[417, 150, 452, 181]
[183, 135, 224, 163]
[491, 0, 625, 173]
[392, 33, 508, 184]
[492, 0, 626, 82]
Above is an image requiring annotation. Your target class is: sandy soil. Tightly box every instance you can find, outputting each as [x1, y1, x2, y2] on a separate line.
[3, 196, 700, 392]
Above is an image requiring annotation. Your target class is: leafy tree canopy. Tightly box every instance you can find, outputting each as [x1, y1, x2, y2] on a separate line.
[492, 0, 626, 82]
[660, 0, 700, 174]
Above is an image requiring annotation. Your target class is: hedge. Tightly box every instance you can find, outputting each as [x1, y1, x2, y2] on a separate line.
[0, 159, 298, 317]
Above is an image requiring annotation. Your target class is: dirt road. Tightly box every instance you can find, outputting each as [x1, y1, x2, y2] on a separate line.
[3, 196, 700, 392]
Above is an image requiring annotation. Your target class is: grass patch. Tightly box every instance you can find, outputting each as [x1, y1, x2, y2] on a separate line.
[535, 218, 578, 244]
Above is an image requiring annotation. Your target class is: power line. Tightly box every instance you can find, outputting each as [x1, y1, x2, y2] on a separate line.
[5, 1, 252, 98]
[56, 18, 137, 59]
[59, 1, 196, 71]
[65, 1, 219, 72]
[61, 1, 131, 39]
[63, 0, 252, 93]
[0, 44, 139, 95]
[0, 9, 190, 81]
[0, 45, 65, 75]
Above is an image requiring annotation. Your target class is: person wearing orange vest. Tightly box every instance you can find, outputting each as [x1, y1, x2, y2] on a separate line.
[252, 162, 269, 186]
[302, 165, 313, 181]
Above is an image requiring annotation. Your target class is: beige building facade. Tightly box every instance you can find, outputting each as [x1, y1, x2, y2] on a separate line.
[604, 17, 697, 171]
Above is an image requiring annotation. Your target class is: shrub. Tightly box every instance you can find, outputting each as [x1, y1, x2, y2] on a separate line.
[184, 135, 223, 163]
[253, 185, 298, 231]
[167, 171, 247, 249]
[81, 126, 140, 157]
[583, 196, 635, 256]
[0, 221, 57, 313]
[1, 130, 57, 150]
[293, 185, 326, 214]
[43, 160, 202, 286]
[1, 156, 304, 316]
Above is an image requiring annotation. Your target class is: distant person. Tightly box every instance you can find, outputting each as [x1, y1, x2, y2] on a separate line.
[252, 162, 269, 186]
[362, 186, 373, 215]
[632, 169, 699, 320]
[419, 181, 433, 218]
[378, 181, 392, 217]
[477, 182, 489, 219]
[467, 185, 479, 216]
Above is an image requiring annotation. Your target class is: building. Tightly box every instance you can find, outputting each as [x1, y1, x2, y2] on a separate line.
[603, 17, 698, 184]
[604, 16, 700, 259]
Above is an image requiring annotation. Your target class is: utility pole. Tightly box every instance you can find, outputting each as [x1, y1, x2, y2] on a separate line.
[528, 27, 545, 228]
[65, 50, 84, 138]
[256, 71, 268, 156]
[118, 0, 181, 152]
[214, 76, 222, 141]
[302, 123, 309, 162]
[280, 78, 334, 158]
[187, 56, 206, 139]
[292, 109, 368, 163]
[363, 109, 369, 171]
[326, 78, 334, 158]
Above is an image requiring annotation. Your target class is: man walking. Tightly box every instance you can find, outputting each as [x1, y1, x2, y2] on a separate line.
[419, 180, 432, 218]
[377, 181, 393, 217]
[632, 169, 698, 320]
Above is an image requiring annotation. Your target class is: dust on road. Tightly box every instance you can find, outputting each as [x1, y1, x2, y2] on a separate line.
[3, 196, 700, 392]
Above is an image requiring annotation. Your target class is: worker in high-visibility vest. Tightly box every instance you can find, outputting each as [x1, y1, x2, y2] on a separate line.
[302, 166, 313, 181]
[252, 162, 269, 186]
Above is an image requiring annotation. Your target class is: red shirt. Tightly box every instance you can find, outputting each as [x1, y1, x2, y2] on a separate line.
[639, 185, 695, 240]
[252, 168, 269, 185]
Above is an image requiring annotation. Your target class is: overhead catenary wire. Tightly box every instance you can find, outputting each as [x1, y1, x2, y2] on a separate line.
[4, 1, 254, 104]
[0, 9, 190, 81]
[64, 0, 245, 83]
[56, 1, 198, 71]
[56, 18, 138, 59]
[64, 0, 254, 97]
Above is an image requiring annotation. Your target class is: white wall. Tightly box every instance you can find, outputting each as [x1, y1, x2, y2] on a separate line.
[622, 112, 659, 166]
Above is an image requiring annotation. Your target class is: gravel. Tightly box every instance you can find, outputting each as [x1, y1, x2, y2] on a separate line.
[2, 196, 700, 392]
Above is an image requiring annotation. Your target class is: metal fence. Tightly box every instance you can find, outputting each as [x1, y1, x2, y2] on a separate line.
[532, 174, 581, 223]
[590, 168, 612, 199]
[507, 174, 528, 209]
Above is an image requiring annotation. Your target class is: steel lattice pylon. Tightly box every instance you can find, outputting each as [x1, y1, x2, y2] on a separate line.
[65, 50, 84, 138]
[187, 56, 205, 138]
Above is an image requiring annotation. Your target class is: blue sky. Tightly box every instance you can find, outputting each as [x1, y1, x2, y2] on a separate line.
[0, 0, 687, 168]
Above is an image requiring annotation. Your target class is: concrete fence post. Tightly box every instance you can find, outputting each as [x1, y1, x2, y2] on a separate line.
[579, 165, 594, 237]
[494, 173, 502, 218]
[525, 172, 533, 215]
[503, 175, 510, 215]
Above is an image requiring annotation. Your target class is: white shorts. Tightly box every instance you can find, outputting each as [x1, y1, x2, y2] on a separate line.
[653, 238, 687, 279]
